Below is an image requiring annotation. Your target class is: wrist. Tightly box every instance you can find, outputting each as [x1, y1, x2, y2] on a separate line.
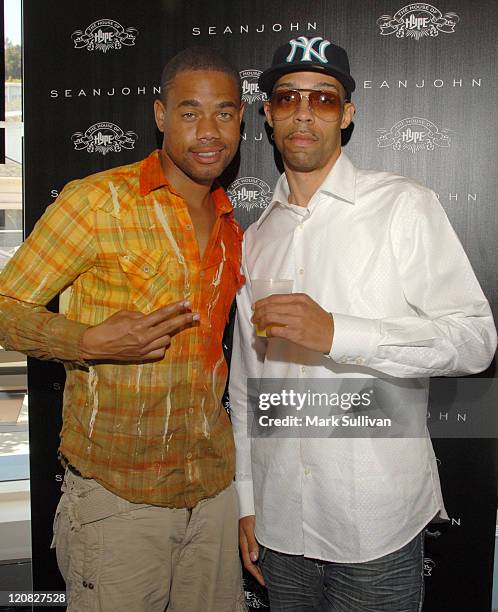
[79, 326, 96, 360]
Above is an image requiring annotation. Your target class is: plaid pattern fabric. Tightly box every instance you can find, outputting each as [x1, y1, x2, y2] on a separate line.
[0, 150, 244, 507]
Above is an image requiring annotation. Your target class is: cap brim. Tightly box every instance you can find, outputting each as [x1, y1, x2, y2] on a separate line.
[259, 63, 355, 98]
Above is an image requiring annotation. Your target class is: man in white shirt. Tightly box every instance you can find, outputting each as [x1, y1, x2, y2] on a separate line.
[229, 36, 497, 611]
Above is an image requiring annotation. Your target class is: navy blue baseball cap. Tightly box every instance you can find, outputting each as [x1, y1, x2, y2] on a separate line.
[259, 36, 355, 99]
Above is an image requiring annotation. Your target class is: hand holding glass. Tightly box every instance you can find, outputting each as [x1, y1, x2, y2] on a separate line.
[251, 279, 293, 337]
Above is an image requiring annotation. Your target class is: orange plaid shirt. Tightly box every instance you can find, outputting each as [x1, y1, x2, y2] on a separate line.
[0, 150, 244, 507]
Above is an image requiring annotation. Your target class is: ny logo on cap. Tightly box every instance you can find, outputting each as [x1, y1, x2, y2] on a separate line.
[286, 36, 331, 64]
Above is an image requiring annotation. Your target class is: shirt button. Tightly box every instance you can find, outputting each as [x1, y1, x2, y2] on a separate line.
[186, 224, 193, 230]
[304, 468, 311, 476]
[82, 581, 88, 588]
[356, 358, 364, 365]
[143, 266, 150, 273]
[88, 583, 94, 590]
[189, 407, 194, 415]
[301, 365, 306, 373]
[186, 452, 192, 460]
[298, 268, 305, 275]
[200, 271, 205, 278]
[297, 224, 304, 231]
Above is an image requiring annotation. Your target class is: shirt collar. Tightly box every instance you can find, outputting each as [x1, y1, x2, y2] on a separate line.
[139, 150, 169, 196]
[256, 152, 357, 229]
[139, 149, 233, 216]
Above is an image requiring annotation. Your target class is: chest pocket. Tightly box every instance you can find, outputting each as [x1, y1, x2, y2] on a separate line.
[118, 249, 184, 313]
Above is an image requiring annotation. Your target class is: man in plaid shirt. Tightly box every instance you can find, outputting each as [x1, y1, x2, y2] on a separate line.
[0, 47, 246, 612]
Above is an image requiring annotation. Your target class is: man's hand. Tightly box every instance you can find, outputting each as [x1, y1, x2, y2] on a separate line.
[80, 299, 198, 361]
[239, 515, 265, 586]
[252, 293, 334, 353]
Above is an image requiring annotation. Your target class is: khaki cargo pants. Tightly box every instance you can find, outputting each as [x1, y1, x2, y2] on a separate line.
[52, 469, 246, 612]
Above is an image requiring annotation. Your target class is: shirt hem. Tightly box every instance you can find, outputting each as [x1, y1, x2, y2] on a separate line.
[59, 449, 233, 508]
[255, 507, 442, 564]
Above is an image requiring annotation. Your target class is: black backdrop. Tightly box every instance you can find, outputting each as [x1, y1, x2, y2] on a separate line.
[23, 1, 497, 610]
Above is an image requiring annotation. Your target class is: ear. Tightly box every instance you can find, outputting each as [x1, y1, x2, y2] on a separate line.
[154, 99, 166, 133]
[341, 101, 355, 130]
[263, 101, 274, 128]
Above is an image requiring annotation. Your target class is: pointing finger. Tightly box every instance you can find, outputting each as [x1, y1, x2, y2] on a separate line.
[142, 300, 192, 327]
[145, 312, 199, 343]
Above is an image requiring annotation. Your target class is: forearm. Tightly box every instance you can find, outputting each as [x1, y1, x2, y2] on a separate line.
[0, 295, 89, 362]
[329, 308, 497, 377]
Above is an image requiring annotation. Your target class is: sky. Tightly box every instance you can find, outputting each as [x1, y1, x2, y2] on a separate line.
[4, 0, 21, 45]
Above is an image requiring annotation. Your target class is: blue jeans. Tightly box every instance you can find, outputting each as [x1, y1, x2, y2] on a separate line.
[259, 531, 425, 612]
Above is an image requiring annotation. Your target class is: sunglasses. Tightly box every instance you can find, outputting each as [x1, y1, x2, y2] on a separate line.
[269, 88, 344, 122]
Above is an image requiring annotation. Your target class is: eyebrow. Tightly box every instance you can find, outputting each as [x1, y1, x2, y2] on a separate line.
[178, 99, 201, 108]
[177, 99, 239, 109]
[274, 82, 341, 92]
[217, 101, 239, 109]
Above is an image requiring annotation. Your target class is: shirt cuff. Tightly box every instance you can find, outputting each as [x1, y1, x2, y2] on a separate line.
[45, 315, 91, 362]
[234, 479, 255, 518]
[328, 313, 382, 366]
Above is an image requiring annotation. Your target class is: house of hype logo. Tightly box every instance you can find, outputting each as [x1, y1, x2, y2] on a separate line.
[72, 122, 138, 155]
[378, 4, 460, 40]
[423, 557, 436, 577]
[240, 70, 267, 104]
[243, 579, 269, 609]
[377, 117, 452, 153]
[228, 177, 273, 211]
[72, 19, 138, 53]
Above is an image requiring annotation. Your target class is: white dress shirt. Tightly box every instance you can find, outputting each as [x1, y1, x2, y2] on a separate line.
[229, 152, 496, 563]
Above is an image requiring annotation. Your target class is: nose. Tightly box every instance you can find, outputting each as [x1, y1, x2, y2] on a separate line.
[196, 115, 221, 140]
[293, 93, 313, 123]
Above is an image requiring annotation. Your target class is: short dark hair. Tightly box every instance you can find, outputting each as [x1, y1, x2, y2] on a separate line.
[160, 46, 241, 102]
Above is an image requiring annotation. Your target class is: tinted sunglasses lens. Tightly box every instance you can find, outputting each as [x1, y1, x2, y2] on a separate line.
[309, 91, 341, 121]
[271, 90, 301, 119]
[271, 90, 342, 121]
